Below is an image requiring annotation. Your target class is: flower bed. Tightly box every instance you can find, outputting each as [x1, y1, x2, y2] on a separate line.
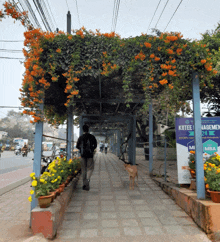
[204, 153, 220, 202]
[28, 156, 81, 207]
[31, 172, 80, 239]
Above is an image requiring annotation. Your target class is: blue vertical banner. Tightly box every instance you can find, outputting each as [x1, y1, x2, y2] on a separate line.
[175, 117, 220, 184]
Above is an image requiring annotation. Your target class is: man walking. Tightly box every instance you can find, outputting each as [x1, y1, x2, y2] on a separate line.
[76, 125, 97, 191]
[104, 142, 108, 154]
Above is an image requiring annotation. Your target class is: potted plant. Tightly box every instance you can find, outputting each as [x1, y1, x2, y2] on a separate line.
[29, 172, 54, 208]
[204, 162, 220, 203]
[188, 150, 196, 179]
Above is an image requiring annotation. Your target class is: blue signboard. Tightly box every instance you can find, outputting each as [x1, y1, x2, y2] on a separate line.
[175, 117, 220, 184]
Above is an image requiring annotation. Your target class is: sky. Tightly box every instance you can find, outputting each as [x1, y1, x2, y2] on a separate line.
[0, 0, 220, 122]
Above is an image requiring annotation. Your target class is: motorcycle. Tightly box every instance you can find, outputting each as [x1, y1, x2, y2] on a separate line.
[15, 149, 21, 155]
[41, 156, 53, 174]
[22, 150, 28, 157]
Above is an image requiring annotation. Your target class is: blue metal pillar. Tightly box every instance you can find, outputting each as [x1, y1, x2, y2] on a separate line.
[117, 130, 121, 157]
[67, 106, 73, 161]
[128, 116, 136, 165]
[192, 72, 205, 199]
[149, 100, 153, 174]
[30, 103, 44, 226]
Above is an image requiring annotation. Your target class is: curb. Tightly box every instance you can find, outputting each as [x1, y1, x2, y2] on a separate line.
[0, 176, 30, 196]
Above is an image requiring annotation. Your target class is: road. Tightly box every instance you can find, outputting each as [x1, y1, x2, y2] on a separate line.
[0, 151, 57, 175]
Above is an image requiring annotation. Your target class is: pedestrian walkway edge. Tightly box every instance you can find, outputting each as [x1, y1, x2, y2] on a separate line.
[152, 177, 220, 242]
[0, 176, 30, 196]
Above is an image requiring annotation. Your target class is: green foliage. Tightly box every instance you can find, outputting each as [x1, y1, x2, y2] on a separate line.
[188, 152, 196, 170]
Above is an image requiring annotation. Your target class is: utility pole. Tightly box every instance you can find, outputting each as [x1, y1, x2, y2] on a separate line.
[66, 10, 72, 160]
[67, 11, 71, 34]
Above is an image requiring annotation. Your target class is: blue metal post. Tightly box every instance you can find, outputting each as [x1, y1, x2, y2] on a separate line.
[164, 137, 167, 182]
[30, 103, 44, 227]
[149, 100, 153, 174]
[117, 130, 121, 157]
[192, 72, 205, 199]
[128, 116, 136, 165]
[67, 106, 73, 161]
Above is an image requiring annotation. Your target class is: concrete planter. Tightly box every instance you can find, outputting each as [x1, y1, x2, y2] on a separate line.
[31, 174, 80, 239]
[152, 177, 220, 241]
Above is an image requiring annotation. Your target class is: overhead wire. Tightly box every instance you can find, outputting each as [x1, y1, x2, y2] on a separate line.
[41, 0, 55, 30]
[23, 0, 41, 28]
[0, 49, 22, 52]
[37, 0, 52, 31]
[0, 40, 23, 42]
[33, 0, 52, 31]
[0, 57, 24, 59]
[111, 0, 116, 32]
[111, 0, 121, 32]
[65, 0, 70, 10]
[147, 0, 162, 33]
[75, 0, 81, 28]
[163, 0, 183, 31]
[45, 0, 57, 29]
[154, 0, 169, 29]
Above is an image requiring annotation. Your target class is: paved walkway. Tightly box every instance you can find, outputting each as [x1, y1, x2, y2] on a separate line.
[54, 153, 211, 242]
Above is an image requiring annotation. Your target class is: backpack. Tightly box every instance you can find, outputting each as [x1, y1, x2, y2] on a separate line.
[81, 136, 92, 157]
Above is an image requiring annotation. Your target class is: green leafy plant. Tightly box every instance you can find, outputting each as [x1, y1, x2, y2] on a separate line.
[204, 162, 220, 191]
[188, 150, 196, 170]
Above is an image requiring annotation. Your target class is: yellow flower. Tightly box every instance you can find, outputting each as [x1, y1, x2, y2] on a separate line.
[52, 174, 55, 176]
[58, 176, 61, 179]
[69, 169, 72, 171]
[75, 170, 77, 174]
[28, 196, 32, 202]
[30, 190, 34, 195]
[30, 172, 35, 178]
[206, 184, 209, 189]
[32, 180, 37, 187]
[32, 176, 36, 180]
[54, 178, 57, 182]
[208, 168, 212, 171]
[61, 170, 64, 173]
[40, 178, 45, 183]
[44, 181, 47, 184]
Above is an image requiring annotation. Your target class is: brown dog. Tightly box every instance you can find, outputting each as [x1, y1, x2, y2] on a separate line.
[124, 163, 138, 190]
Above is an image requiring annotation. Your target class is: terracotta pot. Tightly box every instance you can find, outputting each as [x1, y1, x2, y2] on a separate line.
[189, 169, 196, 179]
[55, 188, 60, 197]
[49, 192, 56, 202]
[206, 189, 211, 198]
[38, 193, 53, 208]
[207, 190, 220, 203]
[59, 183, 65, 192]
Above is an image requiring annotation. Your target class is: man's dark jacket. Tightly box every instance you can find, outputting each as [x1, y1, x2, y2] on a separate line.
[76, 133, 97, 158]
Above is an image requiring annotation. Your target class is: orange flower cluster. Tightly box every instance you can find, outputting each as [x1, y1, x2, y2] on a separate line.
[135, 51, 146, 61]
[166, 36, 178, 41]
[205, 64, 212, 71]
[167, 49, 174, 55]
[76, 30, 84, 38]
[176, 48, 182, 55]
[144, 42, 151, 48]
[201, 59, 206, 64]
[101, 62, 117, 75]
[160, 64, 172, 70]
[159, 79, 168, 85]
[168, 84, 174, 89]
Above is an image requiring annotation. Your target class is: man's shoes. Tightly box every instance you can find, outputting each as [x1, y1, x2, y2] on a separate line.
[82, 179, 90, 191]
